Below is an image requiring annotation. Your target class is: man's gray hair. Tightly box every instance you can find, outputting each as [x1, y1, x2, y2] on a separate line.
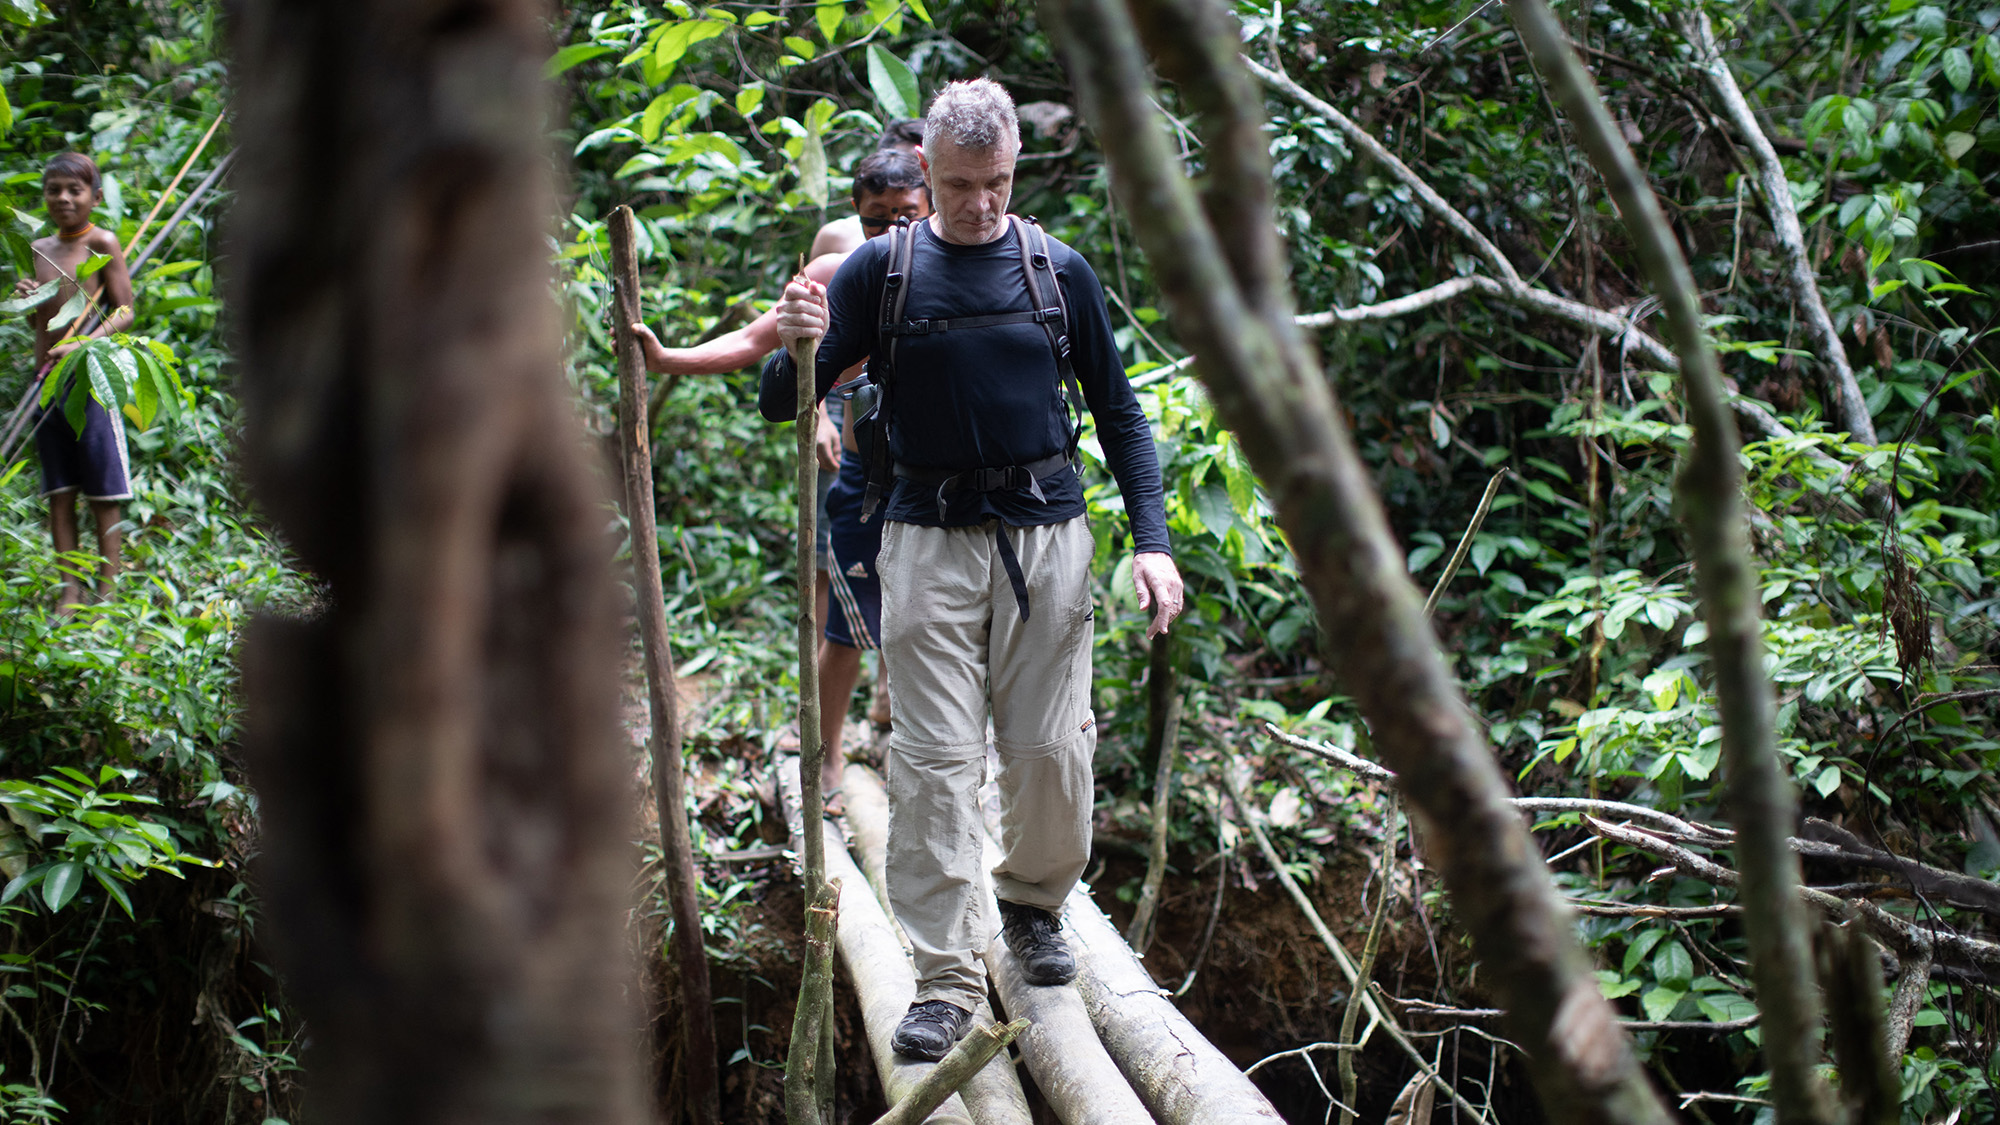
[923, 78, 1020, 153]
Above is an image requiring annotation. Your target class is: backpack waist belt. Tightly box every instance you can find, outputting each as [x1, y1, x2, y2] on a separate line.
[893, 452, 1074, 622]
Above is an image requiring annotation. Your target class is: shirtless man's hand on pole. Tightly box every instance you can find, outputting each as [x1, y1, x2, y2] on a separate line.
[1133, 550, 1186, 639]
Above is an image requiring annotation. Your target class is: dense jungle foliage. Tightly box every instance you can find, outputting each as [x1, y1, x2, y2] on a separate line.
[1, 0, 1998, 1121]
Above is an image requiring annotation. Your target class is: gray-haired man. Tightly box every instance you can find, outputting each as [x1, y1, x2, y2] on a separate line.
[762, 78, 1184, 1060]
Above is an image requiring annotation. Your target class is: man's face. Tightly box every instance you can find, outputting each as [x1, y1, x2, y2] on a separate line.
[856, 186, 931, 239]
[43, 174, 97, 231]
[920, 138, 1016, 246]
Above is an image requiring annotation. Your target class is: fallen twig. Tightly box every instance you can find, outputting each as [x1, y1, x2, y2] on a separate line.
[869, 1019, 1030, 1125]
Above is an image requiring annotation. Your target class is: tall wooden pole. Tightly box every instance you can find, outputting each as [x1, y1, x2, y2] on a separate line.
[609, 205, 719, 1125]
[783, 296, 834, 1124]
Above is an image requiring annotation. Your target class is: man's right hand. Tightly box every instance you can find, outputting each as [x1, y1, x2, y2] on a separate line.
[774, 275, 828, 353]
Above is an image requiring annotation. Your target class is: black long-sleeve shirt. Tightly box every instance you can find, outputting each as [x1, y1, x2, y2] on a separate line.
[759, 219, 1170, 555]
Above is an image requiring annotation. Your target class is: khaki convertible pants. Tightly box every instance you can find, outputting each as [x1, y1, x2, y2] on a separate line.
[878, 517, 1097, 1011]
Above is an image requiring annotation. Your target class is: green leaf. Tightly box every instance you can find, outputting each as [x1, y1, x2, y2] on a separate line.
[743, 10, 781, 26]
[1652, 941, 1694, 989]
[86, 347, 123, 411]
[798, 108, 829, 208]
[41, 861, 81, 911]
[815, 0, 846, 42]
[1813, 764, 1843, 797]
[0, 80, 12, 135]
[866, 45, 921, 121]
[544, 42, 612, 78]
[640, 90, 682, 144]
[1641, 985, 1685, 1023]
[0, 279, 56, 314]
[0, 0, 42, 28]
[652, 19, 726, 80]
[75, 252, 111, 279]
[1623, 931, 1670, 977]
[90, 867, 133, 918]
[114, 347, 155, 428]
[906, 0, 932, 24]
[736, 83, 765, 118]
[1942, 47, 1973, 92]
[1943, 132, 1975, 162]
[49, 287, 87, 334]
[1192, 480, 1237, 540]
[1694, 992, 1758, 1024]
[41, 349, 80, 407]
[782, 35, 817, 60]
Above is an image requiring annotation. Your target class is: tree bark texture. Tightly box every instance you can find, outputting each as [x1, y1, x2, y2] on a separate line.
[1507, 5, 1835, 1123]
[975, 834, 1155, 1125]
[609, 206, 720, 1125]
[1063, 882, 1286, 1125]
[1685, 11, 1877, 445]
[230, 1, 646, 1121]
[1125, 632, 1181, 952]
[785, 323, 833, 1125]
[1042, 0, 1672, 1121]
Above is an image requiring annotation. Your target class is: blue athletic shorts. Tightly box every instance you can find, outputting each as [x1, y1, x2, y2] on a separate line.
[35, 389, 132, 502]
[824, 450, 883, 650]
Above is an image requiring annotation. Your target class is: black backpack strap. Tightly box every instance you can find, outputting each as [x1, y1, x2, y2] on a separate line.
[1013, 216, 1084, 464]
[862, 217, 918, 523]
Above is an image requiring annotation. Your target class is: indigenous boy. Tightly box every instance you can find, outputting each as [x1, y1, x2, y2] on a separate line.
[11, 153, 135, 608]
[630, 148, 929, 801]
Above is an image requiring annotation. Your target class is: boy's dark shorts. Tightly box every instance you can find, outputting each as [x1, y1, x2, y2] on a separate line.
[824, 451, 883, 651]
[35, 393, 132, 502]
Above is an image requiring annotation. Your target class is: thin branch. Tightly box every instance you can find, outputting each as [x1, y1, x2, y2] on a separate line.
[1685, 11, 1875, 444]
[1243, 55, 1520, 284]
[1424, 471, 1508, 617]
[1222, 765, 1496, 1125]
[870, 1019, 1030, 1125]
[1586, 817, 2000, 974]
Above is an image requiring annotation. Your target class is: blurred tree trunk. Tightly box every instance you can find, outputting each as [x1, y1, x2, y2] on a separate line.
[228, 1, 648, 1121]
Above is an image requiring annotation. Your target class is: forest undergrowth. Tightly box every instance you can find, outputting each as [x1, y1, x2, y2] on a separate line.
[2, 0, 1999, 1121]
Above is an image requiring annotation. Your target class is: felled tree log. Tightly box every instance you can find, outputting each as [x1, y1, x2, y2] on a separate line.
[1063, 887, 1285, 1125]
[976, 835, 1155, 1125]
[778, 760, 1025, 1125]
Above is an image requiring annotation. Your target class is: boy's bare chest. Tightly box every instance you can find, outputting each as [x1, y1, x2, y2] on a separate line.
[32, 238, 107, 317]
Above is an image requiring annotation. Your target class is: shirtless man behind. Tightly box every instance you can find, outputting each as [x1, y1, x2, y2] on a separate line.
[631, 148, 928, 801]
[806, 119, 923, 261]
[11, 152, 135, 608]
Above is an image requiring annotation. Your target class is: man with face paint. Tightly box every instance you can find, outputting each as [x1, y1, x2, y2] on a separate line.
[760, 78, 1184, 1061]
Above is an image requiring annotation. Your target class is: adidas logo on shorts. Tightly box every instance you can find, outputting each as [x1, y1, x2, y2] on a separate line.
[846, 561, 869, 578]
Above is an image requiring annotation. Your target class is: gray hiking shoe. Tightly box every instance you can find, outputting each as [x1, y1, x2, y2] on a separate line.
[999, 900, 1076, 986]
[891, 999, 973, 1061]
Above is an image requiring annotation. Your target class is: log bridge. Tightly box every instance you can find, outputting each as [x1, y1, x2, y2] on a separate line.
[776, 756, 1285, 1125]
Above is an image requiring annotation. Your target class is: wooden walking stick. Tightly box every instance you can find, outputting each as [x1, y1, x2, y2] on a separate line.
[783, 261, 837, 1125]
[609, 205, 719, 1125]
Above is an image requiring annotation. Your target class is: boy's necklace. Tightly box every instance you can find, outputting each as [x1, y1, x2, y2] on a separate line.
[56, 222, 94, 240]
